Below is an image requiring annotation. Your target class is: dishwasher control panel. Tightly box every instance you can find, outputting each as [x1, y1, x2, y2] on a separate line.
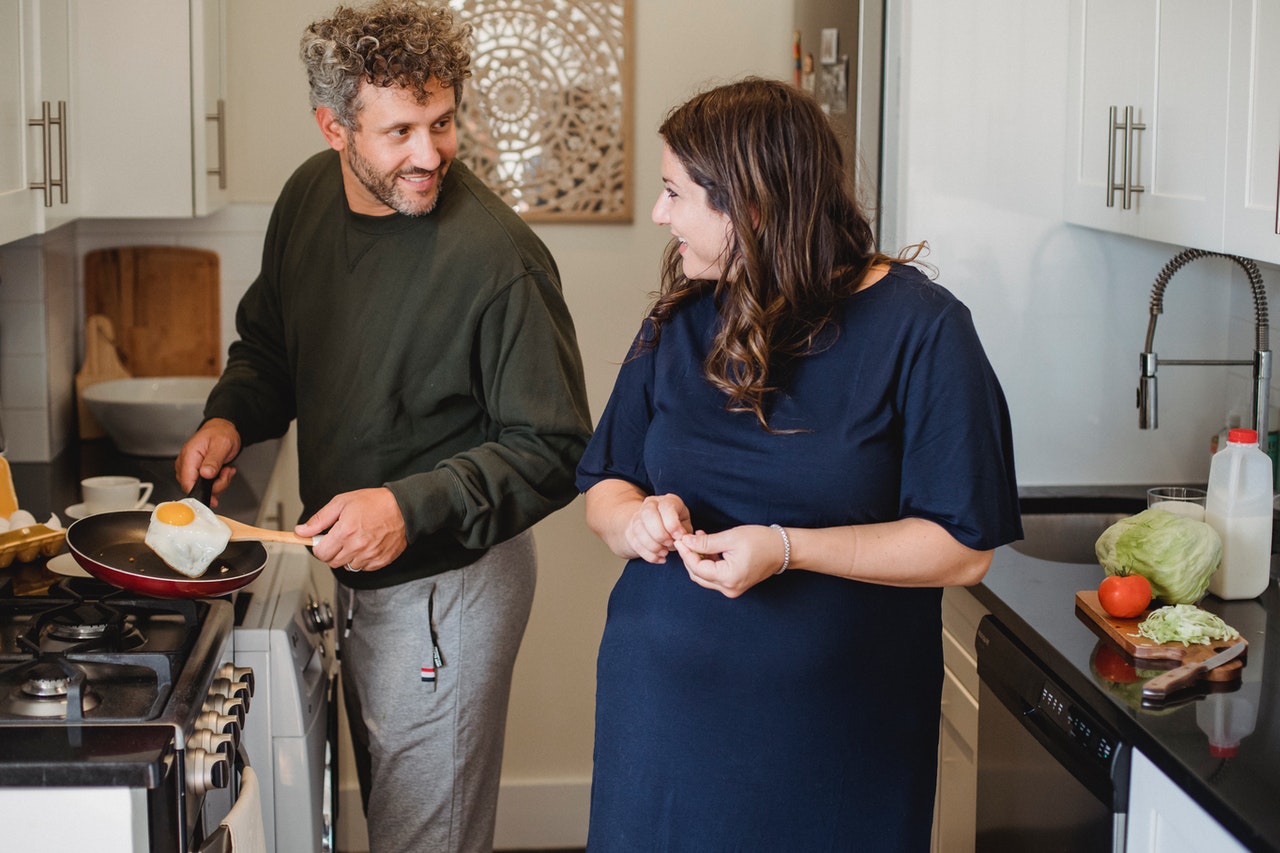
[1036, 681, 1118, 766]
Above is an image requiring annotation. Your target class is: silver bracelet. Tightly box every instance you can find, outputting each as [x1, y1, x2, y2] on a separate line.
[769, 524, 790, 574]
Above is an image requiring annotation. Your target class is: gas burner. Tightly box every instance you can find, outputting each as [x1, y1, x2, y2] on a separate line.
[1, 661, 100, 719]
[23, 661, 74, 697]
[45, 604, 144, 651]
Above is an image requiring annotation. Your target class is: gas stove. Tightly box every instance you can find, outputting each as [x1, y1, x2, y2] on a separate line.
[0, 575, 250, 853]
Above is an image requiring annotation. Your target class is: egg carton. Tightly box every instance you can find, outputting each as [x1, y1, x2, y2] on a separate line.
[0, 456, 67, 568]
[0, 525, 66, 568]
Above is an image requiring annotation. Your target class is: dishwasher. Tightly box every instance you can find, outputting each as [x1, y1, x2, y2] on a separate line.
[975, 614, 1131, 852]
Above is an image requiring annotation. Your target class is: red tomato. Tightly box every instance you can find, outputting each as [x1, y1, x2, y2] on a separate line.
[1098, 573, 1153, 619]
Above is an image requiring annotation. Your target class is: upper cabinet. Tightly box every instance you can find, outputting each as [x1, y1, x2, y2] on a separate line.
[1065, 0, 1232, 250]
[72, 0, 230, 219]
[1066, 0, 1280, 264]
[1223, 2, 1280, 263]
[0, 0, 74, 247]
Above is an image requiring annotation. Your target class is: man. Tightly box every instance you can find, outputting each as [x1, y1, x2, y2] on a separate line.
[175, 3, 591, 851]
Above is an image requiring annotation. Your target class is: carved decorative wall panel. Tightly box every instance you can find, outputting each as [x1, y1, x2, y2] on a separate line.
[453, 0, 632, 222]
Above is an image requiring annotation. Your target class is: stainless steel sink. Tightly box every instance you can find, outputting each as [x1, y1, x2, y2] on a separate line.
[1008, 512, 1130, 564]
[1009, 493, 1147, 564]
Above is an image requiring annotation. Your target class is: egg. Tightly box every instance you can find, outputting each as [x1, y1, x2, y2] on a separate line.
[6, 510, 36, 529]
[143, 499, 231, 578]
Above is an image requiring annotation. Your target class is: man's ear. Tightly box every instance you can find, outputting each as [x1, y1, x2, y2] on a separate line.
[316, 107, 348, 151]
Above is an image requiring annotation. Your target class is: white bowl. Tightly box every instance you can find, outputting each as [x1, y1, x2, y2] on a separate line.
[82, 376, 218, 456]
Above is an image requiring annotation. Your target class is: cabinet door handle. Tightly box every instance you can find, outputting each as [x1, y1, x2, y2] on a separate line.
[206, 98, 227, 190]
[27, 100, 68, 208]
[1274, 145, 1279, 236]
[1107, 105, 1146, 210]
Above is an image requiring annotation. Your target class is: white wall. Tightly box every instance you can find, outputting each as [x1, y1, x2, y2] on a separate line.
[882, 0, 1279, 488]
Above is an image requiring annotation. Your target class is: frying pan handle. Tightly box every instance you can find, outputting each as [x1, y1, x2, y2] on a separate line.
[188, 476, 215, 506]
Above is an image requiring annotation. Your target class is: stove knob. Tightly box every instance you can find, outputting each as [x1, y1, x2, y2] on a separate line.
[204, 694, 247, 729]
[197, 710, 242, 749]
[306, 598, 336, 633]
[217, 664, 255, 698]
[210, 677, 252, 713]
[186, 747, 230, 795]
[190, 729, 234, 755]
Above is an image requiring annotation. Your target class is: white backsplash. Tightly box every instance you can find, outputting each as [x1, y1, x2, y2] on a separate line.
[0, 226, 76, 461]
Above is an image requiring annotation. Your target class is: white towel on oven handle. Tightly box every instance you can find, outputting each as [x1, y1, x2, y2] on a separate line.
[221, 765, 267, 853]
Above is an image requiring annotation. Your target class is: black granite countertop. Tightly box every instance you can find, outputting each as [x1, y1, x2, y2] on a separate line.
[978, 489, 1280, 852]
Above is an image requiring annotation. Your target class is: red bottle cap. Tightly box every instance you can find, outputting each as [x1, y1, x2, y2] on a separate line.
[1228, 428, 1259, 444]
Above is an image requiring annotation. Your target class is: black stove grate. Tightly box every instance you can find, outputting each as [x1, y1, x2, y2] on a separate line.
[0, 576, 214, 722]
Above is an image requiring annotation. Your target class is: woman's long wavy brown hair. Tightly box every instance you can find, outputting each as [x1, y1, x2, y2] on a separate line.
[644, 77, 889, 431]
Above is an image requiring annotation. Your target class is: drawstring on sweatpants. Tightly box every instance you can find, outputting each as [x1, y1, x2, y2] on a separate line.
[421, 586, 443, 690]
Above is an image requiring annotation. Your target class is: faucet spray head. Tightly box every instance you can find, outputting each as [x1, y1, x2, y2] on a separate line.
[1138, 351, 1158, 429]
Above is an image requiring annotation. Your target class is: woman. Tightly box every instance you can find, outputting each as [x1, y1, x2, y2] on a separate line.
[575, 77, 1021, 850]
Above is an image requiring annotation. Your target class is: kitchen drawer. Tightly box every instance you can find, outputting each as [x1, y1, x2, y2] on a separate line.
[942, 587, 988, 653]
[941, 586, 988, 698]
[940, 664, 978, 753]
[942, 626, 979, 708]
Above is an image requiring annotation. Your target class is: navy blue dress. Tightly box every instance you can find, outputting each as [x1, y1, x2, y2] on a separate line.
[576, 264, 1021, 852]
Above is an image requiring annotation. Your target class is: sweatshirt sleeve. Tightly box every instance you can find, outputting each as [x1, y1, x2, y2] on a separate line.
[384, 268, 592, 549]
[202, 202, 298, 445]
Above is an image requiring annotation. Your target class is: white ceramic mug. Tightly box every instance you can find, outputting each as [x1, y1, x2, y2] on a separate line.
[82, 475, 154, 515]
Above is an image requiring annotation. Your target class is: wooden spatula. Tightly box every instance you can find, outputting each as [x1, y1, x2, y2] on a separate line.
[218, 514, 319, 547]
[185, 477, 319, 547]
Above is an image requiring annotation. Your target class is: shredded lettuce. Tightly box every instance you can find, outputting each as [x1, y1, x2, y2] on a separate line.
[1134, 604, 1240, 646]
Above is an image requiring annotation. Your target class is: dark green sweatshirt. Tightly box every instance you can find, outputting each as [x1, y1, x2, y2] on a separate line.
[206, 151, 592, 588]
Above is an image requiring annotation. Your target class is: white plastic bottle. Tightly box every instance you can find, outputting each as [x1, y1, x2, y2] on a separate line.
[1205, 427, 1274, 599]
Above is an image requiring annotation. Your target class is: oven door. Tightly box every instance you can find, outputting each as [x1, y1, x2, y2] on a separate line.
[975, 615, 1130, 852]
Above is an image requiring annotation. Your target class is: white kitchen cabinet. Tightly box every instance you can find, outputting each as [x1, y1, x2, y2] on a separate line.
[1065, 0, 1233, 250]
[0, 1, 29, 245]
[72, 0, 230, 219]
[1127, 749, 1247, 853]
[0, 0, 73, 246]
[1223, 1, 1280, 264]
[932, 587, 988, 853]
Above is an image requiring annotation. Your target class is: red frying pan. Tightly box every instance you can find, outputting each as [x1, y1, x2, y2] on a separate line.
[65, 509, 269, 598]
[64, 477, 314, 598]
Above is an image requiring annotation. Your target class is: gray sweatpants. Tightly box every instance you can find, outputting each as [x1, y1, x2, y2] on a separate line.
[338, 530, 537, 853]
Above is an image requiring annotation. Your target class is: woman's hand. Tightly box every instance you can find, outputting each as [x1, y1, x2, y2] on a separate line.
[623, 494, 693, 564]
[583, 480, 692, 563]
[674, 525, 785, 598]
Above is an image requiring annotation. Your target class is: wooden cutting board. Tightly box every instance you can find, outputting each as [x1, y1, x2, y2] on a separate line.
[1075, 590, 1246, 682]
[84, 246, 221, 377]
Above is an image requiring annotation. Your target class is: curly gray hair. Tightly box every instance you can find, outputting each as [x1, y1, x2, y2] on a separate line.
[300, 0, 472, 129]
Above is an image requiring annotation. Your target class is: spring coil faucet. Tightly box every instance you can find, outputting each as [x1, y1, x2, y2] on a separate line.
[1137, 248, 1271, 445]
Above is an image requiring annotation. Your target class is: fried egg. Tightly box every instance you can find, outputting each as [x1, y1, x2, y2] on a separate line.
[144, 499, 231, 578]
